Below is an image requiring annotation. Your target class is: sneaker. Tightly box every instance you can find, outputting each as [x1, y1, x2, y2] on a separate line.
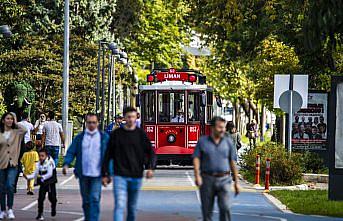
[0, 211, 6, 220]
[28, 191, 34, 195]
[36, 214, 44, 220]
[7, 209, 15, 219]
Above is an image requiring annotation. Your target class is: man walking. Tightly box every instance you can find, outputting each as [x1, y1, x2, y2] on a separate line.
[42, 111, 65, 166]
[63, 113, 109, 221]
[193, 116, 240, 221]
[18, 112, 34, 145]
[102, 107, 156, 221]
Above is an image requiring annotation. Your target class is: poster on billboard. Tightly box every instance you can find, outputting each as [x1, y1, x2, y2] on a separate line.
[335, 83, 343, 168]
[292, 92, 328, 151]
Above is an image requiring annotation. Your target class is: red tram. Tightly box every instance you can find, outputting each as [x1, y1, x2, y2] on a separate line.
[139, 68, 216, 164]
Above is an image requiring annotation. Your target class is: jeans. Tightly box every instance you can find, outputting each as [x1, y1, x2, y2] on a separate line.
[200, 175, 232, 221]
[113, 176, 142, 221]
[0, 166, 18, 211]
[38, 183, 57, 214]
[79, 176, 102, 221]
[45, 145, 60, 166]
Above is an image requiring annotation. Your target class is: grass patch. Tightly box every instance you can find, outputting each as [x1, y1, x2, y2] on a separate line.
[270, 190, 343, 217]
[240, 129, 272, 147]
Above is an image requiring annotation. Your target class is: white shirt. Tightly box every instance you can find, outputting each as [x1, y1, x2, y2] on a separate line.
[26, 157, 55, 182]
[3, 131, 11, 141]
[43, 120, 63, 146]
[171, 115, 185, 123]
[18, 120, 34, 144]
[34, 120, 46, 135]
[82, 129, 101, 177]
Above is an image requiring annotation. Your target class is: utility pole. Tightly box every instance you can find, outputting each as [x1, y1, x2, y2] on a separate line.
[96, 41, 101, 114]
[62, 0, 70, 148]
[288, 74, 294, 154]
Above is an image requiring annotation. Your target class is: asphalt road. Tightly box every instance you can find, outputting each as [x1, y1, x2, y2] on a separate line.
[11, 169, 343, 221]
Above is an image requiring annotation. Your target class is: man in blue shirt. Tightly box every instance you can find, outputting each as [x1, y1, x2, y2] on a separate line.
[193, 116, 240, 221]
[63, 113, 109, 221]
[106, 115, 124, 135]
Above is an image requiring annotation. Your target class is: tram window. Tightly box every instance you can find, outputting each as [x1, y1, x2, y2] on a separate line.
[207, 91, 213, 121]
[158, 92, 185, 123]
[188, 92, 200, 122]
[143, 92, 155, 122]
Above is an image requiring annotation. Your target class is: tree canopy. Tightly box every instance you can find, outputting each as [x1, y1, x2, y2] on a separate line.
[187, 0, 343, 112]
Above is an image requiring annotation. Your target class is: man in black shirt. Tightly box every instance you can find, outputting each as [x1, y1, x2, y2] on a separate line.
[102, 107, 156, 221]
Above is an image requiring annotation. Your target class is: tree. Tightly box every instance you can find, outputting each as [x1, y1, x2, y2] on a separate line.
[0, 0, 116, 40]
[0, 35, 99, 118]
[111, 0, 190, 69]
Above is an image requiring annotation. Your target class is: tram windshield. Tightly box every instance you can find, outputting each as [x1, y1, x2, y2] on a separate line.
[158, 92, 185, 123]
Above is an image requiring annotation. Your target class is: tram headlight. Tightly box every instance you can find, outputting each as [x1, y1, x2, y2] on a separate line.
[167, 134, 176, 143]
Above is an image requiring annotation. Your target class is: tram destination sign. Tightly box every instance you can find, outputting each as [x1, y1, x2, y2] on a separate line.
[156, 72, 189, 82]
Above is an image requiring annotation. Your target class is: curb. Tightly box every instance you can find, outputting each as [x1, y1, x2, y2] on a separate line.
[255, 184, 309, 191]
[263, 192, 293, 214]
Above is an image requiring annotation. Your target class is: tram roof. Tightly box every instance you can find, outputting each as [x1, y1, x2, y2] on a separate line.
[139, 81, 210, 91]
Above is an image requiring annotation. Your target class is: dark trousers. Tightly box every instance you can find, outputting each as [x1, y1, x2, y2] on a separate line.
[200, 175, 232, 221]
[38, 183, 57, 214]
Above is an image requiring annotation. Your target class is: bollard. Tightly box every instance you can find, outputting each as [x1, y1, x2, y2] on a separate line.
[264, 158, 271, 192]
[253, 155, 261, 187]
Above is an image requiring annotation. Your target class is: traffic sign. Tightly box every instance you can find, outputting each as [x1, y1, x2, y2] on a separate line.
[274, 75, 308, 108]
[279, 90, 303, 114]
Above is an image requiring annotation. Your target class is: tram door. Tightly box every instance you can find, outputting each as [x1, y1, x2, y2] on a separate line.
[188, 90, 212, 136]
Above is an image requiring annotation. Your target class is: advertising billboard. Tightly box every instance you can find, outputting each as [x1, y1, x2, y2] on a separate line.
[292, 92, 328, 151]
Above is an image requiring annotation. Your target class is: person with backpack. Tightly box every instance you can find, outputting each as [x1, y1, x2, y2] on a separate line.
[226, 121, 242, 152]
[24, 149, 57, 220]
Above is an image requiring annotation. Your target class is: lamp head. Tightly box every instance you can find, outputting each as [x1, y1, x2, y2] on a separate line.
[108, 42, 117, 51]
[112, 48, 120, 55]
[120, 58, 128, 65]
[0, 25, 12, 37]
[119, 51, 128, 59]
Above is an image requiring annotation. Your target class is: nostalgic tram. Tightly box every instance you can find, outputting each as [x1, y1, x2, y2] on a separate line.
[139, 68, 217, 163]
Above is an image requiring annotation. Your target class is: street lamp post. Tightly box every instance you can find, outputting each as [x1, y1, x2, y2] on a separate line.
[96, 41, 102, 115]
[118, 51, 128, 112]
[100, 46, 106, 130]
[108, 43, 120, 121]
[111, 48, 120, 118]
[62, 0, 70, 150]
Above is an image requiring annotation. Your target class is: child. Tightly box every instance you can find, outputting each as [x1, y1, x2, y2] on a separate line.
[21, 141, 39, 195]
[25, 149, 57, 220]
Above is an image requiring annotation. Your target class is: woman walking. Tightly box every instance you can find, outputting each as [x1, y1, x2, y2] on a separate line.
[0, 112, 27, 220]
[226, 121, 242, 152]
[34, 113, 46, 152]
